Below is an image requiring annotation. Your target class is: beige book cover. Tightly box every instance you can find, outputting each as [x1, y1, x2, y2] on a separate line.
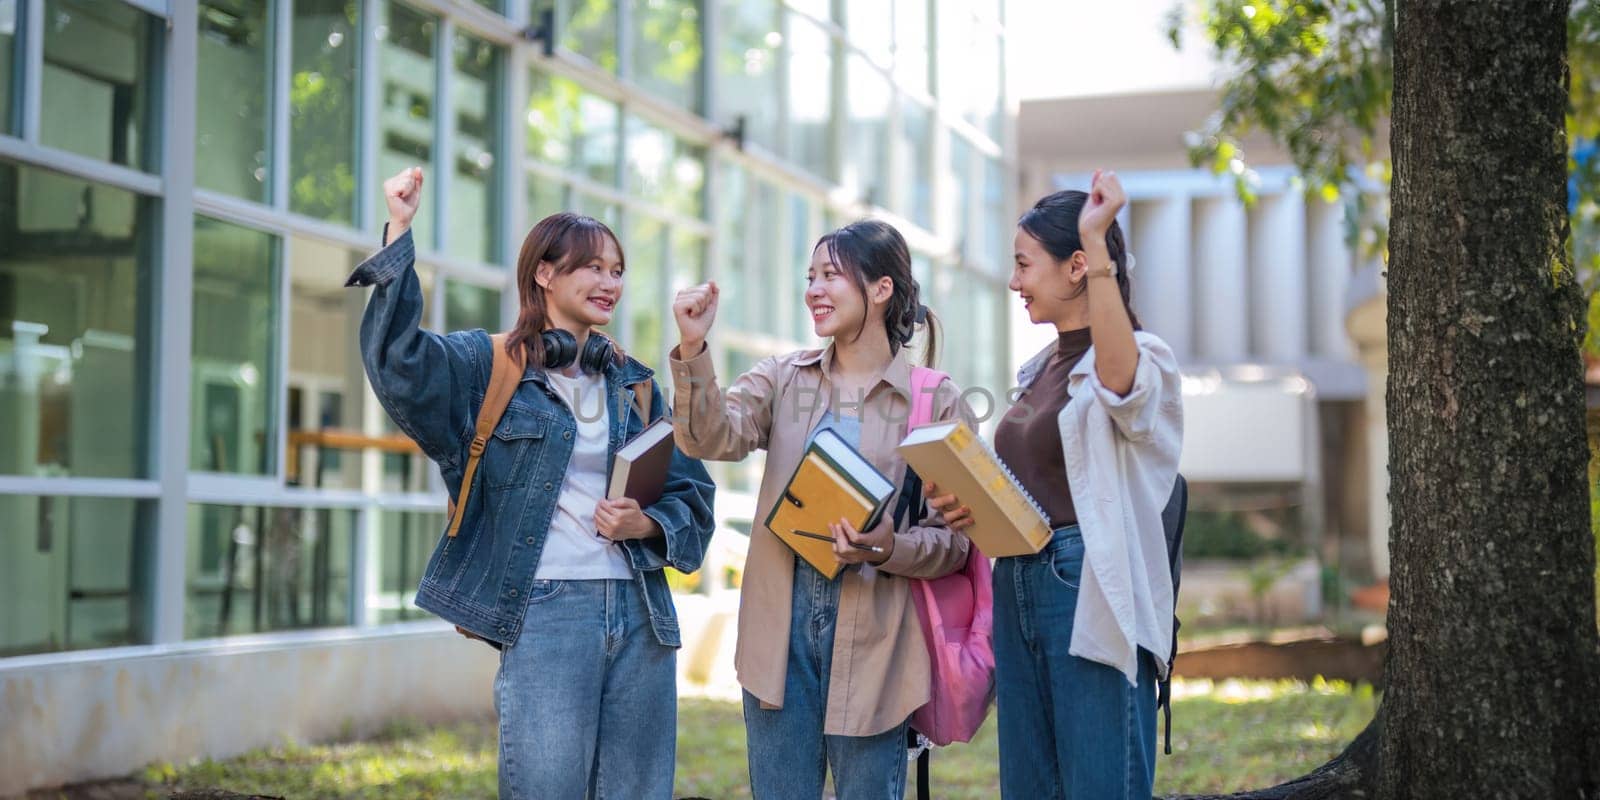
[897, 419, 1052, 557]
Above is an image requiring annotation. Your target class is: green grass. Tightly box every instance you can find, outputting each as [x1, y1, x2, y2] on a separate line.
[122, 679, 1377, 799]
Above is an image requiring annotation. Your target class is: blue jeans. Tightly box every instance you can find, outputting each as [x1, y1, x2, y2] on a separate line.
[494, 579, 676, 799]
[743, 560, 910, 800]
[993, 526, 1158, 800]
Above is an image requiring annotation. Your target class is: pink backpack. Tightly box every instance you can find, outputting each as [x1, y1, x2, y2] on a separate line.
[902, 367, 996, 747]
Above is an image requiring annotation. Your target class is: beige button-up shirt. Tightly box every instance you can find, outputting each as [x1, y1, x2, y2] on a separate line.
[669, 343, 975, 736]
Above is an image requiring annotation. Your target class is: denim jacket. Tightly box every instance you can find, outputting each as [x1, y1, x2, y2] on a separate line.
[345, 229, 717, 648]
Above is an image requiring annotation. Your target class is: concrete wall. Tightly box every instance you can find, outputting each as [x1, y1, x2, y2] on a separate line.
[0, 624, 499, 795]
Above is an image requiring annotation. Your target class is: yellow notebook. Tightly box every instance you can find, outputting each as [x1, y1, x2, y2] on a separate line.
[765, 428, 895, 579]
[897, 420, 1052, 557]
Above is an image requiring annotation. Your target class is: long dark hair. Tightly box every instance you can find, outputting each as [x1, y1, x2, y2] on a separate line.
[814, 219, 940, 368]
[1017, 191, 1140, 328]
[505, 212, 626, 365]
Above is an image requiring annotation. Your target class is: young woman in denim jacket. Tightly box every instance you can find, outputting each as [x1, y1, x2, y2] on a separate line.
[927, 171, 1184, 799]
[667, 219, 976, 800]
[346, 168, 718, 799]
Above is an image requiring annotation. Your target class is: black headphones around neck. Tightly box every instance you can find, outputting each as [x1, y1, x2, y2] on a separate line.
[542, 328, 614, 375]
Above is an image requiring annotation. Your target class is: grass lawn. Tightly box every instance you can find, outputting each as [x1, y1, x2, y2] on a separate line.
[50, 678, 1377, 799]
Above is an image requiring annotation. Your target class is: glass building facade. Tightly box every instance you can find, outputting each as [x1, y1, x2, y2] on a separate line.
[0, 0, 1013, 657]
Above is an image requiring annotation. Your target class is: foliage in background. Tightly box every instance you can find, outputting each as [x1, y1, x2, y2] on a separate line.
[1172, 0, 1600, 618]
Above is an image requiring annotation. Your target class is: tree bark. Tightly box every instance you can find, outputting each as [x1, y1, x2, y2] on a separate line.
[1380, 0, 1599, 796]
[1168, 2, 1600, 798]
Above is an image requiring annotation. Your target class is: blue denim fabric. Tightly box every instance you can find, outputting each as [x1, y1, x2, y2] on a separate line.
[495, 579, 676, 799]
[742, 559, 910, 800]
[346, 230, 717, 647]
[993, 526, 1158, 800]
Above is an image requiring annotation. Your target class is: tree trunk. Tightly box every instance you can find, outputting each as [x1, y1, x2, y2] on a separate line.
[1170, 3, 1600, 798]
[1381, 0, 1599, 796]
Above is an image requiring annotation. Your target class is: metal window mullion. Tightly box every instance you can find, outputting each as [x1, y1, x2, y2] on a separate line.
[20, 0, 42, 143]
[0, 136, 164, 194]
[152, 0, 200, 646]
[434, 14, 453, 256]
[0, 477, 163, 498]
[616, 0, 632, 84]
[271, 0, 292, 210]
[358, 0, 382, 233]
[351, 504, 374, 626]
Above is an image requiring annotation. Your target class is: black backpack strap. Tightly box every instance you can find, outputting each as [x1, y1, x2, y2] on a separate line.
[893, 465, 925, 531]
[917, 748, 931, 800]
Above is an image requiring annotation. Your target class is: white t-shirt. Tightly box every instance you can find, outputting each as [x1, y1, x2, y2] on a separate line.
[534, 369, 634, 580]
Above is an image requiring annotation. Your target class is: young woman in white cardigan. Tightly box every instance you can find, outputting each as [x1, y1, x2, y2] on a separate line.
[929, 170, 1182, 798]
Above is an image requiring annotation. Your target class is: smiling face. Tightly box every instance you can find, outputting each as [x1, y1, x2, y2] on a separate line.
[539, 233, 624, 331]
[1010, 225, 1078, 325]
[805, 242, 895, 342]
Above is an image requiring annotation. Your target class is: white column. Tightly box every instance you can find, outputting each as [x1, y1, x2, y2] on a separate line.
[1248, 191, 1308, 361]
[1193, 195, 1249, 362]
[1129, 195, 1193, 360]
[1308, 198, 1354, 360]
[1362, 346, 1390, 579]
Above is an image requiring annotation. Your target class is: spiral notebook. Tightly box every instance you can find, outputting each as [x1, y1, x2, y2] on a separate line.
[897, 420, 1052, 557]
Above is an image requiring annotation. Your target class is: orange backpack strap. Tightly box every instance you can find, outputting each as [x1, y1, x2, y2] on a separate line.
[446, 333, 525, 538]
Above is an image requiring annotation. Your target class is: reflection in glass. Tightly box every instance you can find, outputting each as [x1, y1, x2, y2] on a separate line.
[0, 496, 148, 656]
[1, 1, 19, 134]
[186, 504, 356, 638]
[0, 161, 151, 479]
[715, 0, 781, 154]
[625, 216, 666, 367]
[981, 157, 1006, 266]
[527, 175, 569, 226]
[284, 234, 433, 492]
[197, 0, 271, 201]
[631, 0, 702, 110]
[192, 216, 278, 475]
[41, 0, 159, 171]
[290, 0, 359, 224]
[531, 0, 616, 71]
[372, 509, 445, 623]
[445, 280, 502, 333]
[894, 0, 930, 96]
[450, 32, 502, 264]
[377, 3, 437, 249]
[785, 13, 833, 178]
[845, 1, 892, 66]
[527, 71, 619, 186]
[898, 99, 934, 229]
[624, 115, 706, 219]
[843, 54, 889, 203]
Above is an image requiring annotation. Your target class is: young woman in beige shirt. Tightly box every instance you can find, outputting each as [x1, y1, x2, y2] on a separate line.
[669, 219, 976, 799]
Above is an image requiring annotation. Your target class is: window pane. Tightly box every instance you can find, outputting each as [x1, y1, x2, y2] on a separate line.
[372, 509, 444, 623]
[286, 236, 431, 491]
[787, 192, 815, 342]
[527, 174, 569, 225]
[528, 71, 619, 186]
[786, 13, 832, 178]
[670, 228, 706, 289]
[450, 33, 501, 265]
[894, 0, 929, 96]
[0, 161, 152, 479]
[716, 0, 780, 154]
[0, 0, 16, 135]
[186, 504, 356, 639]
[631, 0, 702, 110]
[981, 157, 1006, 267]
[786, 0, 831, 23]
[445, 279, 501, 333]
[41, 0, 159, 171]
[290, 0, 359, 225]
[197, 0, 271, 202]
[845, 0, 891, 66]
[625, 115, 705, 219]
[377, 3, 438, 250]
[898, 98, 933, 229]
[192, 216, 278, 475]
[0, 495, 149, 656]
[948, 135, 971, 236]
[532, 0, 617, 71]
[716, 166, 749, 331]
[574, 192, 618, 226]
[843, 54, 889, 203]
[624, 216, 666, 366]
